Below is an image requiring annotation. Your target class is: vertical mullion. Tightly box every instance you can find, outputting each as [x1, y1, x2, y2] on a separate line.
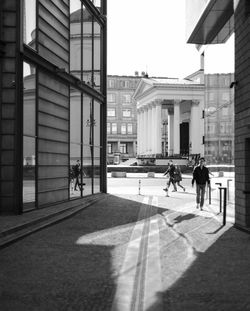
[80, 2, 84, 196]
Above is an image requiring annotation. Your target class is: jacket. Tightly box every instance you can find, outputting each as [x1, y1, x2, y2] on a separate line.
[192, 165, 210, 185]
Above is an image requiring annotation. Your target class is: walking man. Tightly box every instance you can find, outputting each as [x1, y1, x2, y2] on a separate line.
[192, 157, 210, 210]
[73, 160, 81, 191]
[163, 161, 177, 196]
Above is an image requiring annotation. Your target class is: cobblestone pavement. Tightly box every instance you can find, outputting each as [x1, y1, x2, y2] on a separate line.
[1, 179, 250, 310]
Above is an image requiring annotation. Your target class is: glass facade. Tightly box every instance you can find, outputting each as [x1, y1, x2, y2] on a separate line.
[204, 74, 234, 165]
[10, 0, 107, 213]
[23, 62, 36, 210]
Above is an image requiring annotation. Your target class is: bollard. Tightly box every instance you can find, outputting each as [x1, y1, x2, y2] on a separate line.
[138, 179, 141, 195]
[219, 187, 227, 226]
[215, 183, 222, 212]
[227, 179, 232, 200]
[209, 184, 211, 205]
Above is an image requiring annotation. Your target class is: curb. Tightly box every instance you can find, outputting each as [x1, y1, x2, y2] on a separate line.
[0, 193, 104, 249]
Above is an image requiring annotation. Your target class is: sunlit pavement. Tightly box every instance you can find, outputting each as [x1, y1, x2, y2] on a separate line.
[1, 174, 250, 310]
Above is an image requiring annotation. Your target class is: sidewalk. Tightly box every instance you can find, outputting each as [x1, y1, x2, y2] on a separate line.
[1, 184, 250, 310]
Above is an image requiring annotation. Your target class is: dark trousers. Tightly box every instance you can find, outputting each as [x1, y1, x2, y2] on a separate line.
[196, 184, 206, 207]
[74, 175, 80, 190]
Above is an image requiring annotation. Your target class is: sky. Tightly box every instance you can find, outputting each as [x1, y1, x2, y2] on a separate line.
[107, 0, 234, 78]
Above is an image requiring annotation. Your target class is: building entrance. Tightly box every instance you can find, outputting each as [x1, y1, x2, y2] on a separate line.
[180, 122, 189, 156]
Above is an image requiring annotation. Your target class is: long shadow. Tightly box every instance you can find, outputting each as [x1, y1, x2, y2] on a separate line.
[0, 194, 153, 311]
[147, 226, 250, 311]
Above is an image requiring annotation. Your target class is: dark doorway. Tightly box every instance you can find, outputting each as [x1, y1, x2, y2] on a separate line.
[180, 122, 189, 156]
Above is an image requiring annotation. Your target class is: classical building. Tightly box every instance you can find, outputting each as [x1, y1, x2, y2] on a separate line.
[0, 0, 107, 214]
[133, 77, 205, 162]
[107, 75, 140, 164]
[186, 0, 250, 230]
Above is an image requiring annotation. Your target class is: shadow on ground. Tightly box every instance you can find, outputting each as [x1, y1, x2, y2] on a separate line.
[148, 226, 250, 311]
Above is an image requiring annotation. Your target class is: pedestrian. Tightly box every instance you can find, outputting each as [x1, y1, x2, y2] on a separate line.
[192, 157, 210, 210]
[163, 161, 177, 196]
[174, 164, 185, 192]
[72, 160, 81, 191]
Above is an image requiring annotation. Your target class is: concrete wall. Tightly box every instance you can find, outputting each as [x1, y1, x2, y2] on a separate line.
[234, 0, 250, 229]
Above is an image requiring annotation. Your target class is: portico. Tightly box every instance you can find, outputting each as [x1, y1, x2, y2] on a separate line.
[134, 77, 205, 158]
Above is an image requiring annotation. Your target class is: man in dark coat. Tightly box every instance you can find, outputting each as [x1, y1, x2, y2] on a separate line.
[192, 157, 210, 210]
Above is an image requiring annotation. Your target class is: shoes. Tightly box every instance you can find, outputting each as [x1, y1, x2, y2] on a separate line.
[200, 206, 203, 211]
[166, 194, 169, 197]
[196, 204, 200, 209]
[163, 188, 168, 191]
[172, 190, 177, 192]
[183, 187, 186, 192]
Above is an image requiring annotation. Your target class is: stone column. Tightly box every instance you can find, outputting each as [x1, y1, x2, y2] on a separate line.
[168, 112, 174, 156]
[190, 100, 201, 155]
[162, 108, 168, 157]
[148, 104, 152, 155]
[151, 103, 156, 154]
[155, 101, 162, 155]
[137, 109, 141, 155]
[143, 107, 148, 154]
[174, 100, 180, 155]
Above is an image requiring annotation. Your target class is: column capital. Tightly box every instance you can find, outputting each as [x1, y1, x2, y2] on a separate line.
[154, 99, 162, 106]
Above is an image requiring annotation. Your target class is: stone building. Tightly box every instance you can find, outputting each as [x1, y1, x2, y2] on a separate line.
[133, 77, 205, 161]
[107, 75, 140, 164]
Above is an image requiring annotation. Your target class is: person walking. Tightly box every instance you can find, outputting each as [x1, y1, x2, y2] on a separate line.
[174, 164, 185, 192]
[192, 157, 210, 210]
[163, 161, 177, 196]
[73, 160, 81, 191]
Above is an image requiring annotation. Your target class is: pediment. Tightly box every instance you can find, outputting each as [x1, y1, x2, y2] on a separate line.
[133, 78, 154, 100]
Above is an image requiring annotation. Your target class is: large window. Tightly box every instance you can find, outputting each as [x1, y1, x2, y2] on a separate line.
[23, 62, 36, 210]
[127, 123, 133, 134]
[121, 124, 126, 134]
[120, 143, 127, 154]
[107, 123, 111, 134]
[121, 94, 131, 103]
[108, 108, 116, 117]
[107, 93, 116, 102]
[112, 123, 117, 134]
[122, 109, 131, 117]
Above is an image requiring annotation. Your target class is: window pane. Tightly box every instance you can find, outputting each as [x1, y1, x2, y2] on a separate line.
[70, 88, 81, 144]
[70, 0, 81, 79]
[93, 147, 100, 193]
[93, 100, 100, 146]
[112, 123, 117, 134]
[70, 143, 81, 198]
[83, 96, 92, 145]
[23, 0, 36, 49]
[83, 145, 93, 196]
[82, 7, 93, 85]
[23, 62, 36, 210]
[70, 87, 81, 199]
[94, 20, 101, 90]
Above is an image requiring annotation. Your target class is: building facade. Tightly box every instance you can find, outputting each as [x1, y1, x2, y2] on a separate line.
[133, 77, 205, 162]
[186, 0, 250, 230]
[107, 75, 140, 164]
[0, 0, 107, 214]
[204, 73, 234, 165]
